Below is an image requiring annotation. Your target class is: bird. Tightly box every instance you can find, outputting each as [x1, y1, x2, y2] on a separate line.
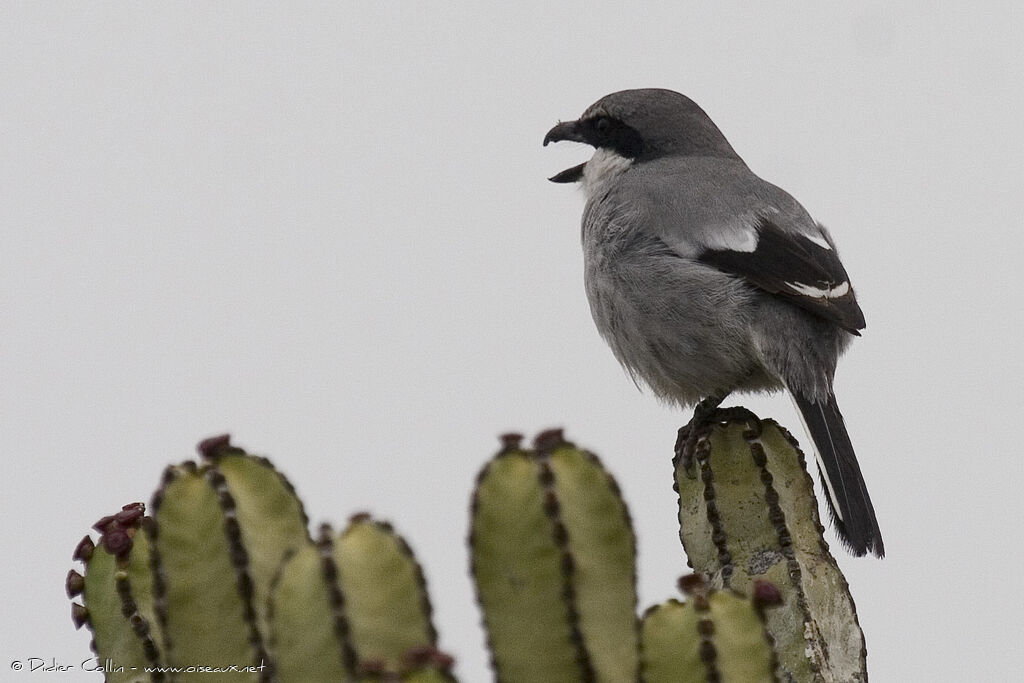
[543, 88, 883, 558]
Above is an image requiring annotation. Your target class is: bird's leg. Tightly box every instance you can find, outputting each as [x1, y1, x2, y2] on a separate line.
[675, 394, 726, 474]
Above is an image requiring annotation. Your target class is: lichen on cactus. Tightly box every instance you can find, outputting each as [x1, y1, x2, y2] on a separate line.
[67, 435, 453, 683]
[675, 408, 867, 682]
[469, 430, 638, 682]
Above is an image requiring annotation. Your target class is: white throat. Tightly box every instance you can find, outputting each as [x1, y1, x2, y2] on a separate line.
[582, 148, 632, 199]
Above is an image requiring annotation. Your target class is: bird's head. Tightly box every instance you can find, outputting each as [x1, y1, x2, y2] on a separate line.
[543, 88, 739, 183]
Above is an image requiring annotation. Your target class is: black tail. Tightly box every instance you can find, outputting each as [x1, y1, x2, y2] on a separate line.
[791, 392, 884, 558]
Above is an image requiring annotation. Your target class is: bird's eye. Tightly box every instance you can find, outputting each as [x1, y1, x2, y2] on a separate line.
[594, 117, 612, 136]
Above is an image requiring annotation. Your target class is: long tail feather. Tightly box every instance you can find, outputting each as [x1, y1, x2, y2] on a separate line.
[790, 391, 884, 558]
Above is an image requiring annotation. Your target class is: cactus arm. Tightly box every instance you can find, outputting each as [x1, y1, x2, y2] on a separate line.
[545, 440, 638, 681]
[333, 516, 439, 669]
[70, 512, 164, 683]
[269, 518, 445, 681]
[640, 576, 779, 683]
[267, 542, 352, 681]
[639, 600, 704, 683]
[710, 590, 777, 682]
[151, 464, 261, 681]
[209, 446, 311, 637]
[675, 411, 867, 682]
[470, 443, 584, 681]
[470, 431, 638, 682]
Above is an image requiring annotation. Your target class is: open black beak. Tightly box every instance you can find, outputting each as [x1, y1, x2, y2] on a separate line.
[544, 120, 589, 183]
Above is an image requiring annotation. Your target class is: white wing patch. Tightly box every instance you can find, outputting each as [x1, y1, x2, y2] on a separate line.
[785, 280, 850, 299]
[805, 232, 833, 250]
[702, 224, 759, 253]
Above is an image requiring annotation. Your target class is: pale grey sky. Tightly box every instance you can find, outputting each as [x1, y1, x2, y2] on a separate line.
[2, 3, 1021, 681]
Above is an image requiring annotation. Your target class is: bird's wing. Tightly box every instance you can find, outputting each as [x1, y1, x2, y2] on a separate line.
[629, 158, 864, 333]
[695, 214, 866, 333]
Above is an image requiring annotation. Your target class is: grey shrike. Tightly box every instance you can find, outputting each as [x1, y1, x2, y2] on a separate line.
[543, 88, 883, 558]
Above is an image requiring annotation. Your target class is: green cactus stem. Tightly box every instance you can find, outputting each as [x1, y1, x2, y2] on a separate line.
[150, 463, 268, 679]
[469, 430, 638, 682]
[265, 534, 348, 681]
[206, 438, 311, 637]
[269, 516, 447, 681]
[67, 504, 163, 683]
[675, 409, 867, 682]
[640, 573, 781, 683]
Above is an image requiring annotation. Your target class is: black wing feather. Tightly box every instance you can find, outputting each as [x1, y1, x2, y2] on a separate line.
[699, 217, 865, 333]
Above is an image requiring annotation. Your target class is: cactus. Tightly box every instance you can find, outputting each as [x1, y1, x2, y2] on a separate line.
[67, 436, 453, 682]
[269, 518, 445, 681]
[68, 410, 869, 682]
[469, 430, 638, 681]
[675, 408, 867, 681]
[68, 505, 163, 683]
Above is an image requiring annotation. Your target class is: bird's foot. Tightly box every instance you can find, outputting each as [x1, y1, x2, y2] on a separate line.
[674, 395, 726, 474]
